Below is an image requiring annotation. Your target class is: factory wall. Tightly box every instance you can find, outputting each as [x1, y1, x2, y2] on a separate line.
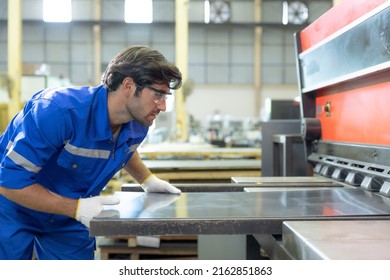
[185, 83, 298, 127]
[0, 0, 332, 132]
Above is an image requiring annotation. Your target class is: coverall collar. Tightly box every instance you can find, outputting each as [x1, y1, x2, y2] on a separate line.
[90, 85, 148, 142]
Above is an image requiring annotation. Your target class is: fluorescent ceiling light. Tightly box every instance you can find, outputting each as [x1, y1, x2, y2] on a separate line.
[125, 0, 153, 23]
[43, 0, 72, 22]
[204, 1, 210, 24]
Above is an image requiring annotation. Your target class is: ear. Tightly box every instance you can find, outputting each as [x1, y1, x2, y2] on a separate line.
[122, 77, 135, 96]
[123, 77, 134, 88]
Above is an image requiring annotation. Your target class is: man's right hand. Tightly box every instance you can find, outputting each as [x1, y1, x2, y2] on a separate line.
[75, 195, 120, 227]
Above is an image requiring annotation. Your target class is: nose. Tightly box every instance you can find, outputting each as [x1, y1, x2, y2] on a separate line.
[156, 99, 167, 111]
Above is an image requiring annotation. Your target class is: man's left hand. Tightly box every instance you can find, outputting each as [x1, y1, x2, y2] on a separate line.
[141, 174, 181, 194]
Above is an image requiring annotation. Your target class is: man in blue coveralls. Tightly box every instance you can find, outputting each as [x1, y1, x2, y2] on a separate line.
[0, 45, 182, 259]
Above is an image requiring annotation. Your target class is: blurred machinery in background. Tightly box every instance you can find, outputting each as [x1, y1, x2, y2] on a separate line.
[204, 113, 262, 148]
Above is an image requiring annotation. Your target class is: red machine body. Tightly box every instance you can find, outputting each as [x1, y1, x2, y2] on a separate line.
[295, 0, 390, 194]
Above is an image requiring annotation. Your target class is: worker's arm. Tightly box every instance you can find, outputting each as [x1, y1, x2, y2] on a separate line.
[123, 150, 152, 183]
[0, 183, 78, 218]
[0, 184, 119, 227]
[124, 151, 181, 194]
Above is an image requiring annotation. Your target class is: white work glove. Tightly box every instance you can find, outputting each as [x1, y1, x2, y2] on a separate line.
[141, 174, 181, 194]
[75, 195, 120, 227]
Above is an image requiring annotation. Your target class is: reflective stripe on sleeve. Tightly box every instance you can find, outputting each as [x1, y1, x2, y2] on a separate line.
[6, 143, 42, 173]
[6, 141, 13, 150]
[129, 144, 140, 152]
[64, 142, 111, 159]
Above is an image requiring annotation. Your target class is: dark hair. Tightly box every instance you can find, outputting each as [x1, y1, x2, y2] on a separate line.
[102, 45, 182, 92]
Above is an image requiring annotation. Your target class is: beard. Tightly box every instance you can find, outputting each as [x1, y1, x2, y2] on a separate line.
[134, 110, 159, 127]
[125, 96, 161, 127]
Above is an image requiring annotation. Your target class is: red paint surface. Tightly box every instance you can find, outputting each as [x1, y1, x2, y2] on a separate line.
[300, 0, 387, 52]
[316, 81, 390, 145]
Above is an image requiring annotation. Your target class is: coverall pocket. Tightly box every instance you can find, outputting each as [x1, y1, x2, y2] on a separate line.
[56, 150, 97, 174]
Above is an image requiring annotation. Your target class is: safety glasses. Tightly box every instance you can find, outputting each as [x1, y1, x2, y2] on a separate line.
[146, 86, 172, 104]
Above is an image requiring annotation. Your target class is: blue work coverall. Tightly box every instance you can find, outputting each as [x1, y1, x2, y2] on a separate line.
[0, 85, 148, 259]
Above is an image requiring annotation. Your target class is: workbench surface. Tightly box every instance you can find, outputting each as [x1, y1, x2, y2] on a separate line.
[282, 220, 390, 259]
[90, 188, 390, 236]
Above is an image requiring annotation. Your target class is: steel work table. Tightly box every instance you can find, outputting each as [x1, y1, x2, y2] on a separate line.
[90, 188, 390, 237]
[281, 220, 390, 259]
[119, 159, 262, 183]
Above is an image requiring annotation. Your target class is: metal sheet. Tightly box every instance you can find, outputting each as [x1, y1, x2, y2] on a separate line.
[244, 187, 342, 192]
[122, 183, 248, 192]
[231, 176, 333, 183]
[283, 220, 390, 259]
[90, 188, 390, 236]
[122, 180, 341, 193]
